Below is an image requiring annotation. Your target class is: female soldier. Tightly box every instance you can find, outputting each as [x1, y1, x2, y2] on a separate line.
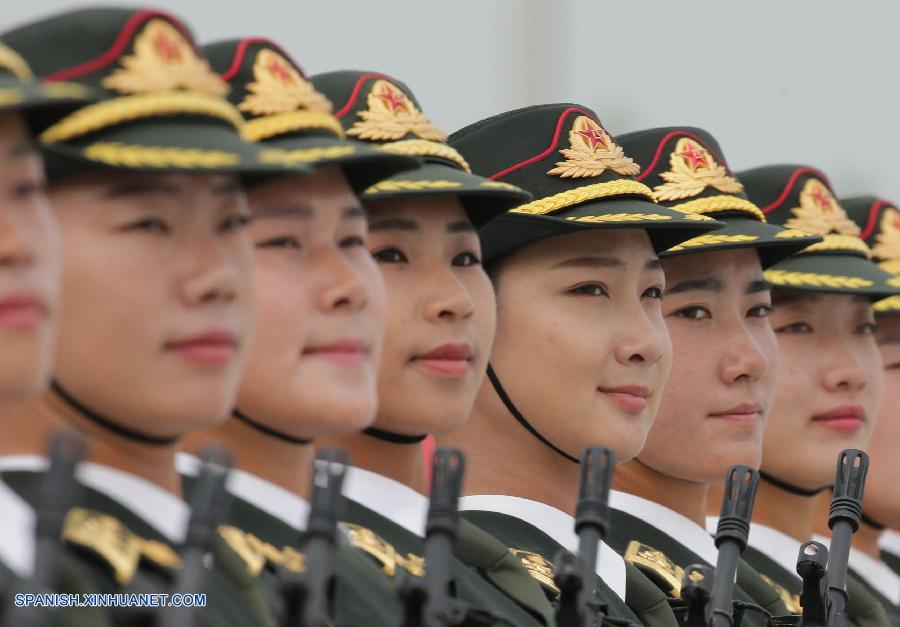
[311, 71, 557, 626]
[181, 38, 417, 627]
[602, 128, 813, 619]
[443, 109, 722, 624]
[733, 167, 900, 627]
[0, 9, 305, 627]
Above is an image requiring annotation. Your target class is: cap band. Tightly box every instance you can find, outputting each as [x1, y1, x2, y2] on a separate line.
[241, 110, 344, 142]
[670, 195, 765, 222]
[510, 179, 655, 216]
[380, 139, 470, 173]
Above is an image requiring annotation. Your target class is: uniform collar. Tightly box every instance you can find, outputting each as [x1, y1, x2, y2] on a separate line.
[459, 494, 627, 601]
[176, 452, 310, 531]
[341, 465, 428, 536]
[880, 529, 900, 558]
[0, 481, 34, 577]
[610, 489, 719, 565]
[813, 533, 900, 605]
[0, 454, 188, 544]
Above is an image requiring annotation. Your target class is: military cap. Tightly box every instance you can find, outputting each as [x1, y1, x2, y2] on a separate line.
[448, 104, 724, 262]
[202, 39, 418, 191]
[2, 8, 306, 178]
[842, 196, 900, 314]
[311, 70, 530, 226]
[0, 41, 93, 130]
[617, 127, 821, 268]
[739, 165, 900, 299]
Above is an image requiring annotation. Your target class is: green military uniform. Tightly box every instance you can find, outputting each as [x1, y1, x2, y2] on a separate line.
[306, 71, 555, 626]
[0, 8, 325, 626]
[737, 165, 900, 627]
[447, 104, 723, 626]
[881, 531, 900, 578]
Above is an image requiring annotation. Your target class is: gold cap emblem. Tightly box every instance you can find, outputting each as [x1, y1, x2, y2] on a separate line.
[238, 48, 331, 116]
[653, 137, 743, 201]
[103, 19, 228, 97]
[547, 115, 640, 179]
[873, 207, 900, 274]
[786, 179, 860, 236]
[347, 79, 446, 142]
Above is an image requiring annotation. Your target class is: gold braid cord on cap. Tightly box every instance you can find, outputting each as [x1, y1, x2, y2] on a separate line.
[666, 234, 759, 252]
[510, 179, 656, 216]
[775, 228, 814, 239]
[40, 91, 245, 143]
[241, 110, 344, 142]
[882, 259, 900, 275]
[83, 142, 240, 169]
[765, 269, 874, 289]
[872, 207, 900, 265]
[547, 116, 640, 179]
[365, 179, 462, 194]
[347, 79, 446, 142]
[785, 179, 861, 236]
[0, 43, 33, 80]
[670, 195, 765, 222]
[568, 213, 674, 224]
[238, 48, 331, 116]
[259, 145, 355, 165]
[797, 234, 872, 259]
[0, 89, 23, 107]
[874, 295, 900, 312]
[380, 139, 470, 173]
[653, 138, 743, 201]
[103, 19, 228, 97]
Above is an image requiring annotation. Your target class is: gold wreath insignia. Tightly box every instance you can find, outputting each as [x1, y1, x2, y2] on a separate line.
[347, 79, 446, 142]
[547, 116, 640, 179]
[785, 179, 860, 236]
[872, 207, 900, 264]
[103, 19, 228, 97]
[238, 49, 332, 116]
[0, 43, 32, 80]
[653, 137, 743, 201]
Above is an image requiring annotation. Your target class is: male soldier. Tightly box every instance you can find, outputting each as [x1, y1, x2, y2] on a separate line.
[0, 8, 314, 626]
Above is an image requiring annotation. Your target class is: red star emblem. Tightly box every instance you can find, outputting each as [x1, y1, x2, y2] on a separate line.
[267, 58, 293, 84]
[152, 31, 182, 61]
[811, 187, 834, 212]
[378, 84, 408, 113]
[679, 143, 709, 170]
[575, 126, 607, 151]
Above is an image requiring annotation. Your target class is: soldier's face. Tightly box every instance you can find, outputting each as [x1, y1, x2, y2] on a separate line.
[487, 229, 671, 462]
[0, 111, 60, 400]
[637, 248, 776, 483]
[761, 292, 882, 490]
[47, 172, 257, 438]
[236, 166, 386, 437]
[366, 196, 495, 435]
[861, 315, 900, 525]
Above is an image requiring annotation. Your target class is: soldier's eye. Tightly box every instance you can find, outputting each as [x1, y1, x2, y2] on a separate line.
[221, 213, 251, 232]
[775, 321, 812, 334]
[340, 235, 366, 249]
[674, 306, 710, 320]
[748, 305, 773, 318]
[643, 286, 663, 299]
[258, 236, 300, 249]
[570, 283, 608, 297]
[452, 251, 481, 267]
[121, 217, 170, 234]
[857, 322, 878, 335]
[372, 247, 407, 263]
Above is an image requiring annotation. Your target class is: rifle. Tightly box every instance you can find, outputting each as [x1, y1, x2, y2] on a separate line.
[797, 540, 828, 627]
[710, 466, 759, 627]
[158, 446, 234, 627]
[6, 431, 86, 627]
[402, 447, 467, 627]
[555, 446, 615, 627]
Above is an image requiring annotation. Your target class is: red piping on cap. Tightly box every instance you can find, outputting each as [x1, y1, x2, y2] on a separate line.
[488, 107, 595, 180]
[759, 167, 831, 215]
[332, 72, 394, 119]
[636, 130, 729, 181]
[44, 10, 192, 83]
[860, 199, 894, 240]
[219, 37, 308, 81]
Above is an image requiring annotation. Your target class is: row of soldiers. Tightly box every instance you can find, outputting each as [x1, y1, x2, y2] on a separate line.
[0, 5, 898, 627]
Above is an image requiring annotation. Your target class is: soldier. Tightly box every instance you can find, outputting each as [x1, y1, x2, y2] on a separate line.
[0, 38, 90, 611]
[734, 166, 900, 627]
[311, 70, 557, 626]
[442, 106, 723, 625]
[0, 8, 313, 626]
[820, 196, 900, 618]
[180, 38, 418, 626]
[599, 128, 813, 621]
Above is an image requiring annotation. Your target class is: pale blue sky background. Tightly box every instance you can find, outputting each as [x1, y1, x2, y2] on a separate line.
[6, 0, 900, 201]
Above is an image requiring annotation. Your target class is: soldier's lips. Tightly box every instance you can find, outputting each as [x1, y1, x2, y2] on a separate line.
[708, 403, 763, 423]
[597, 385, 649, 413]
[811, 405, 866, 433]
[0, 292, 48, 331]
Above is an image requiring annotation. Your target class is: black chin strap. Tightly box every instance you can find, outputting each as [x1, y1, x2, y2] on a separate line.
[232, 410, 312, 445]
[759, 469, 826, 497]
[50, 378, 180, 446]
[486, 363, 579, 465]
[362, 426, 427, 444]
[861, 512, 887, 531]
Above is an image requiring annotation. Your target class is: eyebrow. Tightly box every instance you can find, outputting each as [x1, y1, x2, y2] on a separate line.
[665, 276, 725, 295]
[747, 279, 772, 295]
[368, 217, 474, 233]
